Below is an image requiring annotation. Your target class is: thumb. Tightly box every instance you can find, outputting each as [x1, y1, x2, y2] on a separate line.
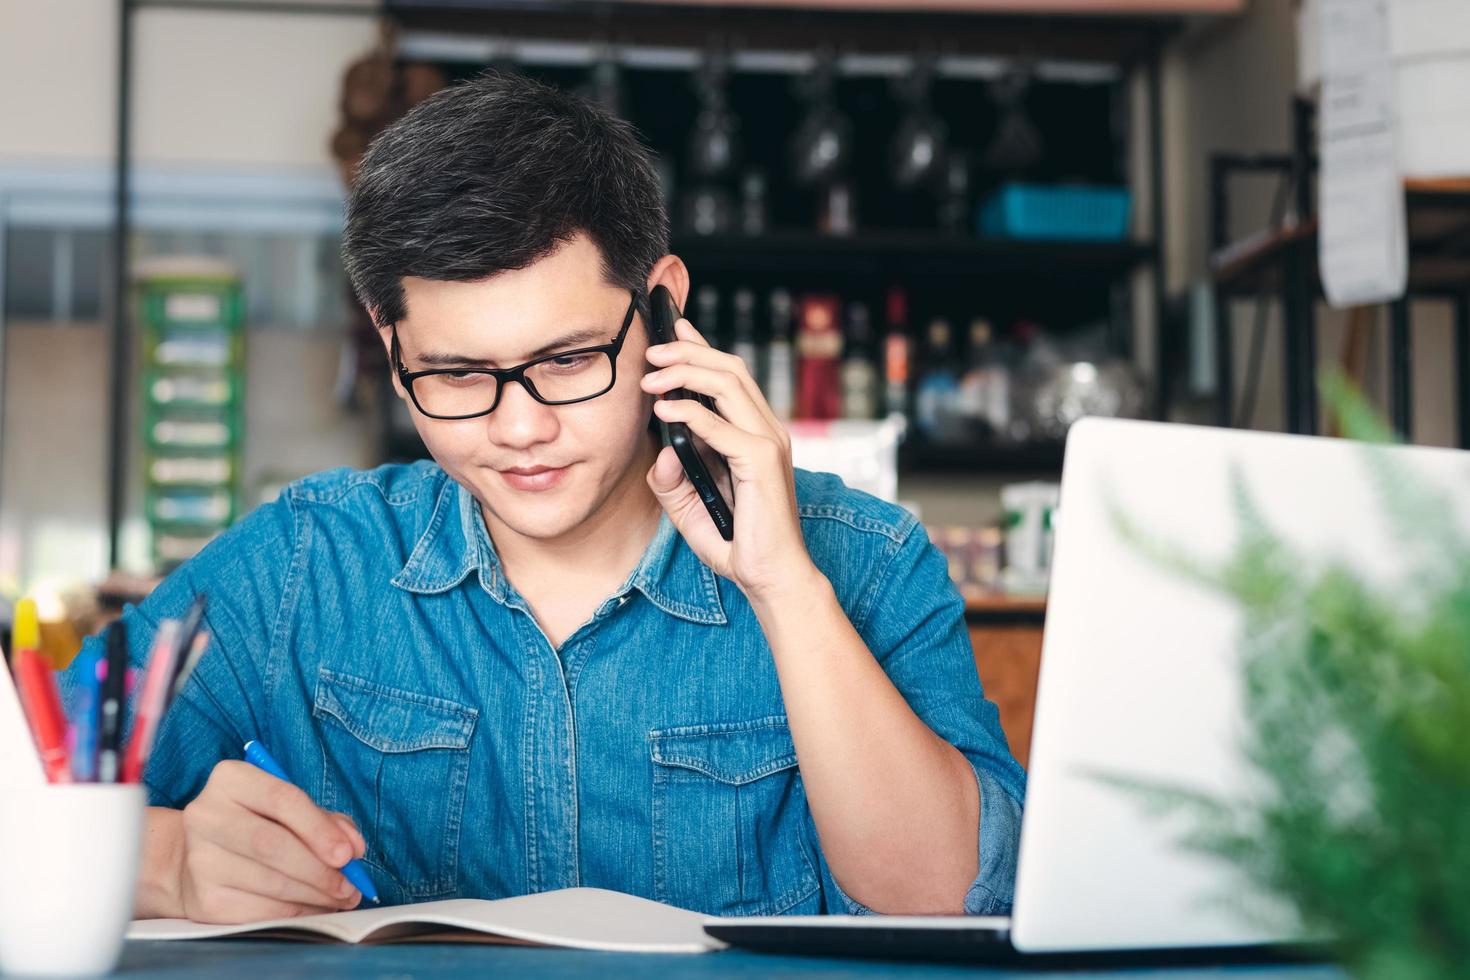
[647, 444, 687, 496]
[331, 813, 366, 859]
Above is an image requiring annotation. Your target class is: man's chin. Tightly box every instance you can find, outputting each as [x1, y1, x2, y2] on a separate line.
[481, 492, 590, 542]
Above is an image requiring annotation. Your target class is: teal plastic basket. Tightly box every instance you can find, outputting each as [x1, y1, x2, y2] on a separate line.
[978, 184, 1132, 241]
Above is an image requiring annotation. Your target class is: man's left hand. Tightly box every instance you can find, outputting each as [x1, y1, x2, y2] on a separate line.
[641, 315, 820, 602]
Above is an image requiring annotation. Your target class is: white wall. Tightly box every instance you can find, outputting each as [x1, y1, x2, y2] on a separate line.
[0, 0, 378, 167]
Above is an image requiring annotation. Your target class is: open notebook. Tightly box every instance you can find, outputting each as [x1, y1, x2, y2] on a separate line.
[129, 887, 726, 953]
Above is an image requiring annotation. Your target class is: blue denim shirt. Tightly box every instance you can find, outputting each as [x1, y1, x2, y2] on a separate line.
[65, 462, 1025, 916]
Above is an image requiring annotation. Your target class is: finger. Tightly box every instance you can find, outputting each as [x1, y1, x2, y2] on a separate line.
[207, 809, 358, 904]
[220, 761, 358, 869]
[198, 840, 360, 911]
[647, 332, 786, 440]
[646, 335, 745, 377]
[674, 316, 712, 348]
[330, 813, 367, 858]
[192, 884, 340, 926]
[641, 363, 770, 436]
[653, 396, 779, 469]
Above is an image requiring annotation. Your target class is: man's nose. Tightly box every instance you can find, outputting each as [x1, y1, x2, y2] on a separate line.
[487, 379, 560, 449]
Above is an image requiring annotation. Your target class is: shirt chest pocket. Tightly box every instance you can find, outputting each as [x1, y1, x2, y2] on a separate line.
[649, 716, 820, 917]
[312, 669, 477, 902]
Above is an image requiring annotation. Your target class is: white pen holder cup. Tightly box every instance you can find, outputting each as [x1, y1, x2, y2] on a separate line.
[0, 784, 145, 977]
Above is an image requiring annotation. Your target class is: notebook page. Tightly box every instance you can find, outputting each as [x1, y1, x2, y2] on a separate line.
[129, 887, 725, 953]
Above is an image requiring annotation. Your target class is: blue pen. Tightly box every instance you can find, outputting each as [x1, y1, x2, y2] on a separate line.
[69, 650, 103, 781]
[242, 740, 380, 904]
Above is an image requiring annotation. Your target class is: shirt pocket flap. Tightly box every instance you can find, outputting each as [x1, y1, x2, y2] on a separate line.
[313, 669, 477, 753]
[649, 715, 797, 785]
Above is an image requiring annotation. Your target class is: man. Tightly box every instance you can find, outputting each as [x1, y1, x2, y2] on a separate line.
[75, 71, 1025, 924]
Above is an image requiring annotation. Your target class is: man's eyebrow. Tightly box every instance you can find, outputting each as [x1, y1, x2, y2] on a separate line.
[410, 327, 613, 368]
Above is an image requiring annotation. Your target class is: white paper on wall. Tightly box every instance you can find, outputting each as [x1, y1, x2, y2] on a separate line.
[1317, 0, 1408, 308]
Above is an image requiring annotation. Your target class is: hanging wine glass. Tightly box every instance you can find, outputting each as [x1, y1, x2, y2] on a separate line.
[683, 44, 740, 235]
[790, 48, 851, 186]
[790, 48, 856, 235]
[689, 45, 740, 178]
[983, 64, 1043, 173]
[580, 43, 626, 119]
[890, 53, 948, 190]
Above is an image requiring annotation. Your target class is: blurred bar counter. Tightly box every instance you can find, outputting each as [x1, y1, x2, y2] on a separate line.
[963, 589, 1044, 769]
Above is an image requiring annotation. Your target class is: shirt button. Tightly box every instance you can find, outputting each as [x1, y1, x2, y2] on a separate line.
[617, 595, 628, 606]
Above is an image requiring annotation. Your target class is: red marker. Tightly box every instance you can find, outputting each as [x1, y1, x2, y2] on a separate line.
[12, 598, 71, 783]
[120, 623, 180, 784]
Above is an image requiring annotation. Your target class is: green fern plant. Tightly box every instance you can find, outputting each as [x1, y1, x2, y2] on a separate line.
[1108, 373, 1470, 979]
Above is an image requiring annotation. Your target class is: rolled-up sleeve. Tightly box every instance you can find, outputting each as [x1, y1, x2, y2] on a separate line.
[812, 519, 1028, 916]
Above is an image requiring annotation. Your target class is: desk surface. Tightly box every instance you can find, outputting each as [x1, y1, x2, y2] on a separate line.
[117, 941, 1348, 979]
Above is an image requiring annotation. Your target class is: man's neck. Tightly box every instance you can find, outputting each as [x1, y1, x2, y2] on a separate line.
[482, 435, 664, 599]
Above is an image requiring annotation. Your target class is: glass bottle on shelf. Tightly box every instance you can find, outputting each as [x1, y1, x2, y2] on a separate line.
[915, 317, 959, 441]
[740, 170, 768, 236]
[840, 300, 880, 420]
[956, 317, 1009, 441]
[732, 287, 760, 385]
[695, 285, 721, 350]
[796, 294, 843, 421]
[765, 288, 796, 421]
[938, 150, 972, 235]
[883, 286, 911, 424]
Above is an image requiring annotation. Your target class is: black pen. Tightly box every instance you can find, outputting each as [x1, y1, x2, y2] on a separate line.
[165, 595, 209, 706]
[96, 619, 129, 784]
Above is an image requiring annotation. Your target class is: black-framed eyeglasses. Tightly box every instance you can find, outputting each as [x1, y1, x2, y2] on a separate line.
[391, 289, 640, 420]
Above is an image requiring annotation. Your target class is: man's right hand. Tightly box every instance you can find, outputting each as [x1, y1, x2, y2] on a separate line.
[138, 760, 369, 923]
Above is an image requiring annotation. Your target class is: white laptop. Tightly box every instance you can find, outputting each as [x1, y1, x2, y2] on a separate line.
[707, 417, 1470, 961]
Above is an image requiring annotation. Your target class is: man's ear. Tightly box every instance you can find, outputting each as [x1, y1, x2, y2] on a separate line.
[645, 254, 691, 314]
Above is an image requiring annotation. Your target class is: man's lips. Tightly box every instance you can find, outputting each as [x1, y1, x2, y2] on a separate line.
[497, 464, 571, 492]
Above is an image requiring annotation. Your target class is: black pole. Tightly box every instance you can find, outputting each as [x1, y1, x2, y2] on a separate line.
[1147, 49, 1168, 422]
[1289, 95, 1318, 435]
[1280, 242, 1304, 434]
[1292, 96, 1315, 223]
[1208, 154, 1232, 428]
[1295, 240, 1318, 435]
[1455, 294, 1469, 450]
[108, 0, 133, 569]
[1389, 297, 1412, 442]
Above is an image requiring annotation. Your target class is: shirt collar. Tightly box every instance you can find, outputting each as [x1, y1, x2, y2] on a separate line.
[392, 476, 727, 626]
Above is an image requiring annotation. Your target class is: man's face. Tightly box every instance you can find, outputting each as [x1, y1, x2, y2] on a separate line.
[388, 233, 658, 543]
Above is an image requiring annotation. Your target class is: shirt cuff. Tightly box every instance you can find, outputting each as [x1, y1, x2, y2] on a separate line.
[963, 761, 1022, 916]
[826, 759, 1024, 916]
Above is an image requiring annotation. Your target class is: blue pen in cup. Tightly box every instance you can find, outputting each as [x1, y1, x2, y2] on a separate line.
[241, 740, 380, 904]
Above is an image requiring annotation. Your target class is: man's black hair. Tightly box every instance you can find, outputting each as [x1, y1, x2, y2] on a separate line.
[342, 70, 669, 329]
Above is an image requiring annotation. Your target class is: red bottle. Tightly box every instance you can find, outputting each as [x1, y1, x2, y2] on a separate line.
[796, 294, 843, 420]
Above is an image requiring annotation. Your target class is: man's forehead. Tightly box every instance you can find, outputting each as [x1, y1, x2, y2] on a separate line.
[396, 278, 633, 363]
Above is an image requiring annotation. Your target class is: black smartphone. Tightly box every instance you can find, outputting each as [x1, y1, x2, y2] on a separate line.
[648, 284, 736, 541]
